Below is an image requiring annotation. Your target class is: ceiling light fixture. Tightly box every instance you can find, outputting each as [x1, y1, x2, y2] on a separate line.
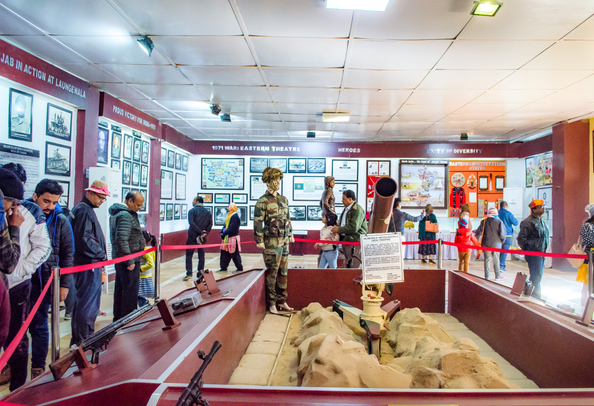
[470, 0, 502, 17]
[210, 104, 221, 116]
[322, 110, 350, 123]
[220, 113, 231, 122]
[307, 131, 316, 138]
[326, 0, 390, 12]
[137, 35, 154, 57]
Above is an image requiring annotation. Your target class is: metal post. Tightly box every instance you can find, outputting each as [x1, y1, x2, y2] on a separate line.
[437, 238, 443, 269]
[51, 267, 61, 362]
[154, 235, 162, 301]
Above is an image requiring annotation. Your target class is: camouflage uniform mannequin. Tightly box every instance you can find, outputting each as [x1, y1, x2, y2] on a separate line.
[254, 167, 294, 314]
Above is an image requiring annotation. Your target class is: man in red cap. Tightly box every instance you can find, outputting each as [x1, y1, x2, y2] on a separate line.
[517, 199, 550, 297]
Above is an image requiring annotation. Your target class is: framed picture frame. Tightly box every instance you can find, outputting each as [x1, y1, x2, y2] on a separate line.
[181, 204, 188, 219]
[214, 206, 228, 226]
[166, 203, 174, 221]
[97, 126, 108, 164]
[111, 159, 121, 170]
[288, 158, 306, 173]
[215, 193, 230, 204]
[121, 187, 130, 202]
[495, 175, 505, 190]
[182, 155, 188, 172]
[122, 160, 131, 185]
[250, 157, 269, 173]
[160, 204, 165, 221]
[478, 175, 488, 191]
[46, 103, 72, 141]
[537, 186, 552, 208]
[57, 181, 70, 208]
[250, 175, 282, 200]
[174, 204, 181, 220]
[204, 206, 213, 217]
[9, 88, 33, 142]
[161, 148, 167, 166]
[167, 150, 175, 168]
[132, 138, 142, 162]
[333, 182, 358, 207]
[111, 131, 122, 159]
[132, 162, 140, 186]
[269, 158, 287, 172]
[175, 153, 182, 170]
[307, 205, 323, 221]
[198, 193, 213, 204]
[45, 142, 71, 176]
[161, 169, 173, 200]
[307, 158, 326, 174]
[293, 176, 325, 201]
[140, 164, 148, 187]
[398, 160, 448, 209]
[332, 159, 359, 181]
[139, 189, 147, 212]
[141, 140, 150, 164]
[249, 205, 256, 221]
[289, 206, 306, 221]
[232, 193, 248, 204]
[201, 158, 245, 190]
[123, 134, 133, 160]
[238, 206, 247, 227]
[176, 173, 186, 200]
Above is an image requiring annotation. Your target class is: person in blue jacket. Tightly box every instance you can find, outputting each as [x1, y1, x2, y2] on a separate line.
[498, 201, 519, 271]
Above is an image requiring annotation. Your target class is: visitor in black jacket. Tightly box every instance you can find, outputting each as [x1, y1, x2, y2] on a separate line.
[29, 179, 74, 379]
[185, 196, 212, 281]
[218, 203, 243, 273]
[69, 180, 109, 346]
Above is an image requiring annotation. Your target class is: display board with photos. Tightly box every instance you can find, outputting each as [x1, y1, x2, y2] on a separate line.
[366, 160, 391, 213]
[123, 134, 132, 160]
[233, 193, 248, 204]
[215, 193, 230, 204]
[46, 103, 72, 142]
[160, 204, 165, 221]
[176, 173, 186, 200]
[238, 206, 248, 227]
[201, 158, 244, 190]
[161, 169, 173, 200]
[57, 181, 70, 208]
[250, 157, 268, 173]
[45, 141, 71, 177]
[198, 193, 213, 203]
[307, 205, 323, 221]
[166, 203, 174, 220]
[159, 144, 189, 221]
[214, 206, 228, 226]
[249, 205, 256, 220]
[333, 183, 358, 207]
[288, 158, 306, 173]
[332, 159, 359, 181]
[250, 175, 282, 200]
[526, 152, 552, 187]
[307, 158, 326, 173]
[174, 204, 181, 220]
[181, 204, 188, 219]
[399, 160, 448, 209]
[293, 176, 325, 201]
[269, 158, 287, 172]
[289, 206, 306, 221]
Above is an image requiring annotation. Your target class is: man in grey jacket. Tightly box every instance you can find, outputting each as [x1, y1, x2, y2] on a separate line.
[475, 207, 506, 280]
[109, 191, 145, 321]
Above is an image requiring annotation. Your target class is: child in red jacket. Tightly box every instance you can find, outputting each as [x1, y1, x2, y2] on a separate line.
[455, 218, 480, 273]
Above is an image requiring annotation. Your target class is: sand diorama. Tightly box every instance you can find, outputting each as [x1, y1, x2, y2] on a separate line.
[230, 303, 521, 389]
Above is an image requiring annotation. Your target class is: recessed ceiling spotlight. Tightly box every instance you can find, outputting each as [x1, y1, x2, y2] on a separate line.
[470, 0, 502, 17]
[220, 113, 231, 122]
[322, 110, 350, 123]
[137, 35, 154, 57]
[326, 0, 389, 11]
[210, 104, 221, 116]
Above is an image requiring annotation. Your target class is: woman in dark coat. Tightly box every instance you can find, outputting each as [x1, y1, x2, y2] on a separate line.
[418, 204, 438, 264]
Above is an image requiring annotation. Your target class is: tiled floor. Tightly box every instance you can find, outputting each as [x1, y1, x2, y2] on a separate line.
[0, 252, 582, 396]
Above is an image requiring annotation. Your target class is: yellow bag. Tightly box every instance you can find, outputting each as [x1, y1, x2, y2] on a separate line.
[576, 263, 589, 284]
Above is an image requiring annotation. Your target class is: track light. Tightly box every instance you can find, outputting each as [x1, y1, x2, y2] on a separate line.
[322, 110, 350, 123]
[137, 35, 154, 57]
[210, 104, 221, 116]
[470, 0, 502, 17]
[460, 133, 469, 141]
[220, 113, 231, 122]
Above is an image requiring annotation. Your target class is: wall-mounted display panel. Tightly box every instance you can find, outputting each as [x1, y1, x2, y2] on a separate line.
[181, 204, 188, 219]
[201, 158, 244, 190]
[232, 193, 248, 204]
[249, 205, 255, 220]
[176, 173, 186, 200]
[123, 134, 132, 160]
[214, 206, 228, 226]
[333, 182, 358, 207]
[57, 181, 69, 208]
[288, 158, 306, 173]
[525, 152, 552, 187]
[111, 131, 121, 159]
[269, 158, 287, 172]
[166, 203, 173, 220]
[198, 193, 213, 203]
[45, 141, 71, 177]
[9, 88, 33, 142]
[289, 206, 306, 221]
[250, 157, 268, 173]
[161, 169, 173, 200]
[46, 103, 72, 142]
[160, 204, 165, 221]
[238, 206, 247, 227]
[250, 175, 282, 200]
[293, 176, 325, 201]
[215, 193, 230, 204]
[399, 160, 447, 209]
[307, 205, 323, 221]
[332, 159, 358, 181]
[174, 204, 181, 220]
[307, 158, 326, 174]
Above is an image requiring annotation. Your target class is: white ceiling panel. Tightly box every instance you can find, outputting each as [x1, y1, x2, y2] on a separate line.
[350, 40, 452, 70]
[0, 8, 43, 35]
[406, 89, 484, 105]
[185, 120, 286, 130]
[338, 103, 400, 116]
[271, 87, 340, 104]
[437, 40, 554, 70]
[475, 119, 536, 130]
[350, 115, 394, 122]
[264, 68, 343, 88]
[60, 64, 120, 83]
[390, 113, 446, 122]
[4, 36, 90, 65]
[452, 103, 527, 116]
[174, 111, 220, 119]
[419, 70, 512, 90]
[535, 90, 594, 104]
[199, 86, 272, 103]
[460, 1, 594, 40]
[277, 103, 337, 114]
[331, 131, 378, 139]
[142, 109, 184, 120]
[179, 67, 264, 86]
[471, 89, 555, 104]
[131, 84, 206, 100]
[231, 113, 281, 121]
[424, 121, 486, 133]
[524, 41, 594, 70]
[343, 69, 427, 89]
[252, 38, 348, 68]
[154, 36, 254, 66]
[397, 103, 459, 116]
[218, 102, 278, 114]
[332, 123, 383, 132]
[442, 111, 505, 122]
[155, 100, 212, 111]
[278, 114, 323, 122]
[116, 0, 240, 35]
[95, 83, 148, 100]
[356, 0, 471, 40]
[235, 0, 352, 37]
[98, 65, 191, 85]
[124, 98, 166, 111]
[289, 131, 332, 139]
[338, 89, 412, 105]
[494, 70, 594, 90]
[380, 122, 435, 132]
[565, 15, 594, 40]
[284, 122, 334, 131]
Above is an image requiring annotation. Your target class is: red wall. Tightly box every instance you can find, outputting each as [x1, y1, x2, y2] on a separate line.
[74, 87, 100, 202]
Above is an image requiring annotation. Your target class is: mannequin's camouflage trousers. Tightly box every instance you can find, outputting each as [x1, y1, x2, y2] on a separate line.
[263, 240, 289, 307]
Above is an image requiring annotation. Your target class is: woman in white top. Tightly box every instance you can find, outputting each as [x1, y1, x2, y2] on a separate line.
[315, 212, 340, 269]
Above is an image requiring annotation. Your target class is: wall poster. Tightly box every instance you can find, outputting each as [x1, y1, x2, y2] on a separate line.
[250, 175, 282, 200]
[201, 158, 244, 190]
[0, 143, 40, 198]
[399, 160, 447, 209]
[366, 160, 391, 213]
[293, 176, 325, 201]
[525, 152, 552, 187]
[332, 159, 359, 181]
[161, 169, 173, 200]
[176, 173, 186, 200]
[333, 182, 358, 207]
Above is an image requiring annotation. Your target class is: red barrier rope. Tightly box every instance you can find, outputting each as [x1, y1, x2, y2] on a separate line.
[443, 241, 588, 259]
[294, 238, 439, 246]
[60, 247, 157, 275]
[161, 241, 256, 250]
[0, 270, 54, 373]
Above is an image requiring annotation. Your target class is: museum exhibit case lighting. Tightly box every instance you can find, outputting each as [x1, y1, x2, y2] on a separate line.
[326, 0, 390, 12]
[137, 35, 154, 57]
[471, 0, 503, 17]
[322, 110, 350, 123]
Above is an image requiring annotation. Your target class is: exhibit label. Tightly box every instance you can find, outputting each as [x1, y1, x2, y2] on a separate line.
[361, 233, 404, 284]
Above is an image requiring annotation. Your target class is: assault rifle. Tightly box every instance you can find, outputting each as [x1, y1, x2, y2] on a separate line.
[176, 341, 222, 406]
[49, 304, 154, 380]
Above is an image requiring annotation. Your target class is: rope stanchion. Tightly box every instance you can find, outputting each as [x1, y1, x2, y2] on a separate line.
[443, 240, 588, 260]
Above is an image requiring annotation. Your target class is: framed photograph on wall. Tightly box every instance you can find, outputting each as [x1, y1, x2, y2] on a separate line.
[537, 186, 552, 208]
[398, 160, 448, 209]
[139, 189, 147, 212]
[161, 148, 167, 166]
[293, 176, 325, 201]
[201, 158, 245, 190]
[238, 206, 247, 226]
[167, 150, 175, 168]
[249, 205, 256, 220]
[174, 204, 181, 220]
[111, 160, 121, 170]
[215, 193, 230, 204]
[175, 153, 182, 170]
[307, 205, 323, 221]
[123, 134, 133, 160]
[133, 138, 142, 162]
[214, 206, 228, 226]
[140, 164, 148, 187]
[166, 203, 173, 221]
[9, 88, 33, 142]
[232, 193, 248, 204]
[141, 141, 149, 164]
[288, 158, 306, 173]
[122, 160, 131, 185]
[122, 187, 130, 202]
[176, 173, 186, 200]
[182, 155, 188, 172]
[111, 131, 122, 159]
[204, 206, 213, 217]
[289, 206, 306, 221]
[333, 182, 358, 207]
[332, 159, 358, 181]
[160, 204, 165, 221]
[250, 175, 282, 200]
[181, 204, 188, 220]
[250, 157, 268, 173]
[307, 158, 326, 174]
[269, 158, 287, 172]
[45, 142, 71, 176]
[198, 193, 213, 203]
[132, 162, 140, 186]
[46, 103, 72, 141]
[57, 181, 69, 208]
[97, 127, 108, 164]
[161, 170, 173, 200]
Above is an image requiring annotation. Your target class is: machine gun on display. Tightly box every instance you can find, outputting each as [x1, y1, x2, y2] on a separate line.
[49, 304, 154, 380]
[176, 341, 222, 406]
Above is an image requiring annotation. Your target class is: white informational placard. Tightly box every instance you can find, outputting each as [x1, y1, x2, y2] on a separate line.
[361, 233, 404, 284]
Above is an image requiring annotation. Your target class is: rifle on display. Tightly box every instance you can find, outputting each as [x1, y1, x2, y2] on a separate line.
[176, 341, 222, 406]
[49, 304, 154, 380]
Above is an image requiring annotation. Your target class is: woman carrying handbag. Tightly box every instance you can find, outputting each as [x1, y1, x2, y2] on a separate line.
[418, 204, 438, 264]
[578, 204, 594, 306]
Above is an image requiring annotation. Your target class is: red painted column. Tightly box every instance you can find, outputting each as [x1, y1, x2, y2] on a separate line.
[74, 87, 100, 202]
[551, 120, 590, 271]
